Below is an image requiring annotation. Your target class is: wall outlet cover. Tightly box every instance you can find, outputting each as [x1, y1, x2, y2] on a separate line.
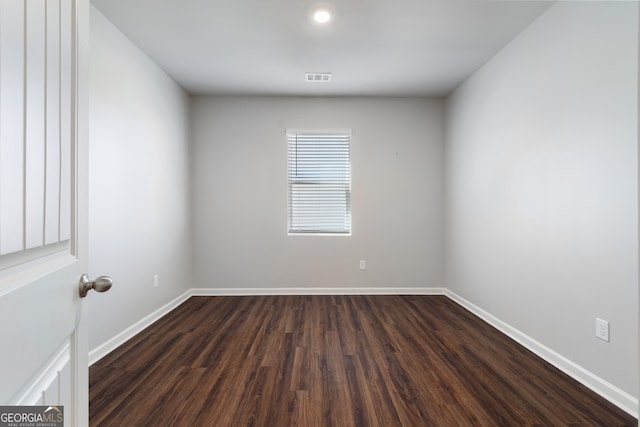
[595, 318, 609, 342]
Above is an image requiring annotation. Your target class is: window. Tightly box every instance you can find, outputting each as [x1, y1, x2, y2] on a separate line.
[287, 130, 351, 235]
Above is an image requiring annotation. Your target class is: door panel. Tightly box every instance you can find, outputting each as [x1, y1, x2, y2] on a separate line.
[0, 258, 78, 403]
[0, 0, 25, 256]
[25, 0, 47, 251]
[0, 0, 89, 425]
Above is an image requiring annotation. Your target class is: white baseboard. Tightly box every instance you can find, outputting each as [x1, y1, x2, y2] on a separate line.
[444, 289, 638, 418]
[88, 290, 192, 366]
[88, 286, 638, 418]
[191, 287, 448, 296]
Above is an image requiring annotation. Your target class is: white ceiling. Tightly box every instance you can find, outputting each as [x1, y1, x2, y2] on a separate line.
[90, 0, 554, 97]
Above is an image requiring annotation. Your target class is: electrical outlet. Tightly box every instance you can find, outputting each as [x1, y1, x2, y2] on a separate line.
[153, 274, 159, 288]
[359, 260, 366, 270]
[595, 318, 609, 342]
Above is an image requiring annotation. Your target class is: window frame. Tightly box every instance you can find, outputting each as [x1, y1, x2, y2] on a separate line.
[286, 129, 352, 236]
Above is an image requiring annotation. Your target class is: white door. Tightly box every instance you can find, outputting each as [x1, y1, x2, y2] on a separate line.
[0, 0, 92, 425]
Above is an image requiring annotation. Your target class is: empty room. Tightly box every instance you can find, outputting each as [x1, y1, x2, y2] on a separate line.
[0, 0, 637, 426]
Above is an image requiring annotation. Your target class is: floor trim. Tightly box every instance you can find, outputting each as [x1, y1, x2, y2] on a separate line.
[444, 289, 638, 418]
[88, 290, 192, 366]
[190, 287, 448, 296]
[88, 287, 638, 418]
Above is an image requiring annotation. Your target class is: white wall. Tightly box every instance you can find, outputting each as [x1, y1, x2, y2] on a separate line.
[191, 97, 444, 290]
[88, 7, 192, 350]
[445, 1, 638, 399]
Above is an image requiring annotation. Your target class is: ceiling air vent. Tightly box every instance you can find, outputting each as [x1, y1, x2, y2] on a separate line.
[305, 72, 332, 83]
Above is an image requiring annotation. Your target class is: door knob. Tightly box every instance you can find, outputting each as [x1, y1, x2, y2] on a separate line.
[79, 274, 113, 298]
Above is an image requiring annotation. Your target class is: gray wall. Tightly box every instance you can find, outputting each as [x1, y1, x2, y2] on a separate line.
[190, 97, 444, 290]
[87, 1, 638, 410]
[88, 7, 192, 350]
[444, 2, 638, 396]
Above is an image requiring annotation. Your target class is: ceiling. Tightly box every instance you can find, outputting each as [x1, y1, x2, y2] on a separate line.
[90, 0, 554, 97]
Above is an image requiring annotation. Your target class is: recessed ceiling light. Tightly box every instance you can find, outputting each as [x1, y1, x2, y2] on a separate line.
[313, 8, 332, 24]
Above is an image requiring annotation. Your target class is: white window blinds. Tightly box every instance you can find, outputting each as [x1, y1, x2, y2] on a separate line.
[287, 130, 351, 235]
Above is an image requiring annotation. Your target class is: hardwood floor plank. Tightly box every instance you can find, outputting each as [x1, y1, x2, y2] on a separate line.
[90, 296, 637, 426]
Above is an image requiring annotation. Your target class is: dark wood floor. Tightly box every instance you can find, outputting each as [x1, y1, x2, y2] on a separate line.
[90, 296, 636, 426]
